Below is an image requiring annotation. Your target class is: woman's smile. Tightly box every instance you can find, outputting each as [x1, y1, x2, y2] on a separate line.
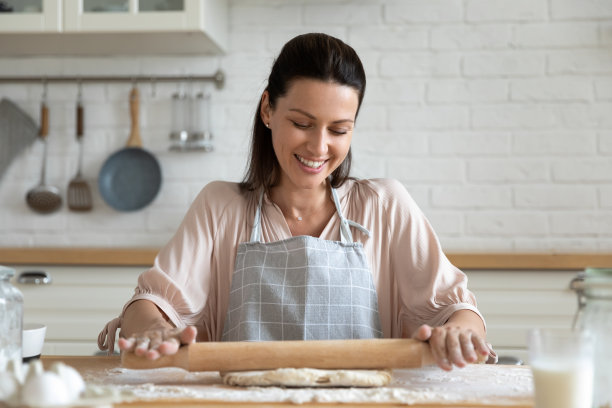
[295, 154, 327, 172]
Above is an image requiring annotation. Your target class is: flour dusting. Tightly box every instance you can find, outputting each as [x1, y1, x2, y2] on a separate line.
[74, 364, 533, 405]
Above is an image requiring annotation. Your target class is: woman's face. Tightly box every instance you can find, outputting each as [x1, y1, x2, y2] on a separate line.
[261, 78, 359, 192]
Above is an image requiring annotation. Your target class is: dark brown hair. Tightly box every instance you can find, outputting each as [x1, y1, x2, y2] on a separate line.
[240, 33, 366, 192]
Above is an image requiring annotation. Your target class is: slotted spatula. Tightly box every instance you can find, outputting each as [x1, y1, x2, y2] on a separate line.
[67, 95, 92, 211]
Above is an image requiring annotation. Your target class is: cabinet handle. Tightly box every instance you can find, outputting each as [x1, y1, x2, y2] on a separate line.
[17, 271, 52, 285]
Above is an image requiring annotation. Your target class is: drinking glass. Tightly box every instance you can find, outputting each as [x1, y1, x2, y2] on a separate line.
[527, 328, 594, 408]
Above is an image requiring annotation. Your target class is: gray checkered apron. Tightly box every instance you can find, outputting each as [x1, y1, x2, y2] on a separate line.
[221, 185, 383, 341]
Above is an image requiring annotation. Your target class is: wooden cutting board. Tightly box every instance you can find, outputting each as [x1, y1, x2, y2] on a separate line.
[42, 355, 534, 408]
[121, 339, 435, 371]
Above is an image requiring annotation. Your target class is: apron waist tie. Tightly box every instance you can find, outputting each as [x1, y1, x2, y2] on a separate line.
[98, 316, 122, 355]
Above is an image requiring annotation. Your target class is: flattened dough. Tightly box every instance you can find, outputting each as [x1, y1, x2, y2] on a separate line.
[222, 368, 392, 388]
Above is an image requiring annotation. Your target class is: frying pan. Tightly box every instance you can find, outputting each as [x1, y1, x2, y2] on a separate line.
[99, 87, 161, 212]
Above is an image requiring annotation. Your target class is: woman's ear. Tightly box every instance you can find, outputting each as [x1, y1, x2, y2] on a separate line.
[260, 91, 271, 126]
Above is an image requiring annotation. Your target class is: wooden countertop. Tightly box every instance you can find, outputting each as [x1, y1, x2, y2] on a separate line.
[2, 247, 612, 269]
[41, 355, 533, 407]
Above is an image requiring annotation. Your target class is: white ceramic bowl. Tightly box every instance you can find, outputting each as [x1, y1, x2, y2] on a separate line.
[22, 323, 46, 360]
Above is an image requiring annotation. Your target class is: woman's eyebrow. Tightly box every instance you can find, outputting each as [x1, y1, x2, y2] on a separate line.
[289, 108, 354, 124]
[289, 108, 316, 119]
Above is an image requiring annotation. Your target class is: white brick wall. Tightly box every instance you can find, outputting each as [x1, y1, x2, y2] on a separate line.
[0, 0, 611, 252]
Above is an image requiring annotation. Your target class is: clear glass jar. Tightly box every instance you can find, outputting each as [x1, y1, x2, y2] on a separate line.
[579, 268, 612, 408]
[0, 265, 23, 370]
[170, 92, 189, 144]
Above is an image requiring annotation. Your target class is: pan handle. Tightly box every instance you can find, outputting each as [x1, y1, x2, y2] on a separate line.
[126, 87, 142, 148]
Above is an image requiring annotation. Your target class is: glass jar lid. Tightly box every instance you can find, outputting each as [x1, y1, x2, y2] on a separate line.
[583, 268, 612, 299]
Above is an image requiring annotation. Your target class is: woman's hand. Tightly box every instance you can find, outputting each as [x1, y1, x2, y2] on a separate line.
[412, 324, 490, 371]
[118, 326, 197, 360]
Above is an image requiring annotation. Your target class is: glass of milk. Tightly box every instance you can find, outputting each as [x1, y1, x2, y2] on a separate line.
[527, 328, 594, 408]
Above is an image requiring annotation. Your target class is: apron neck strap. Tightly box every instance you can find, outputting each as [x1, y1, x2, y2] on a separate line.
[250, 189, 265, 242]
[251, 182, 371, 243]
[330, 184, 371, 243]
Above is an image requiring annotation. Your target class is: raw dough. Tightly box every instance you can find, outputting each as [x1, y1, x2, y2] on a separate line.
[222, 368, 392, 388]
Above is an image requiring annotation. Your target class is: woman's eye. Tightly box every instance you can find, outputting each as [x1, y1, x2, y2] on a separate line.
[330, 129, 348, 135]
[292, 121, 309, 129]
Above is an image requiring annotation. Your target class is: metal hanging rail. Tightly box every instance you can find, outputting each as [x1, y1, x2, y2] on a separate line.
[0, 69, 225, 89]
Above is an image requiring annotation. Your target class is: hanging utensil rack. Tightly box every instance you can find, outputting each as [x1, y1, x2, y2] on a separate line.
[0, 69, 225, 89]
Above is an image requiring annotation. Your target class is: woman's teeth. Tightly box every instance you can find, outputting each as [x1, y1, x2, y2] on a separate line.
[296, 155, 325, 169]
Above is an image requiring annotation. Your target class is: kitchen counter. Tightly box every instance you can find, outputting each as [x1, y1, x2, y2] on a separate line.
[41, 356, 534, 407]
[2, 247, 612, 269]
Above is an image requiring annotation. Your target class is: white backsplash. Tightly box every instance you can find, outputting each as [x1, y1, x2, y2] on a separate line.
[1, 0, 612, 252]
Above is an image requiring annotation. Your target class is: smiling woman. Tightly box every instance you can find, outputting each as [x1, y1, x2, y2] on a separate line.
[98, 33, 496, 372]
[262, 79, 358, 237]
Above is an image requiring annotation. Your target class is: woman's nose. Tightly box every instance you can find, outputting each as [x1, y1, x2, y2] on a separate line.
[307, 127, 328, 155]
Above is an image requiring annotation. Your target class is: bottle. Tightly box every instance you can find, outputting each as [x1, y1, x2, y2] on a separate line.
[0, 265, 23, 370]
[579, 268, 612, 408]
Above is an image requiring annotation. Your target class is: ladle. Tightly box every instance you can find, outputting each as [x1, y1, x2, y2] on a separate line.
[26, 98, 62, 214]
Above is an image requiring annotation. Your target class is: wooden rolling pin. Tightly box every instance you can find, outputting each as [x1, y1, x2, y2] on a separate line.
[122, 338, 434, 372]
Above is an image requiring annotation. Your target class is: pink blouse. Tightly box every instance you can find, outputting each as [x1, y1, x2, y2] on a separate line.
[104, 178, 484, 345]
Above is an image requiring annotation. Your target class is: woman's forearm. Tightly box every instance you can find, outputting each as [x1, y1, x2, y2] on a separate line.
[119, 299, 174, 338]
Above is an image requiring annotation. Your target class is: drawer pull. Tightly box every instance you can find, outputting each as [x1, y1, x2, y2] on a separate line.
[18, 271, 52, 285]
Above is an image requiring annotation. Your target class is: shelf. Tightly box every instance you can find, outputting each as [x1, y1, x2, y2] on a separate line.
[0, 31, 225, 56]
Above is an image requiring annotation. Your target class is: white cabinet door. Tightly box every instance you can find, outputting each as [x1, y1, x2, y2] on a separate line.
[466, 270, 580, 364]
[64, 0, 204, 32]
[0, 0, 61, 32]
[11, 265, 142, 356]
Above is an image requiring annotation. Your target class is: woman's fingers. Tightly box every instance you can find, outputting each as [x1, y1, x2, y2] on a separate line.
[429, 327, 452, 371]
[416, 325, 491, 370]
[412, 324, 455, 370]
[459, 331, 478, 363]
[180, 326, 198, 344]
[157, 339, 180, 356]
[411, 324, 432, 342]
[474, 334, 492, 362]
[145, 331, 164, 359]
[134, 337, 151, 357]
[445, 327, 467, 368]
[120, 326, 198, 360]
[118, 337, 135, 351]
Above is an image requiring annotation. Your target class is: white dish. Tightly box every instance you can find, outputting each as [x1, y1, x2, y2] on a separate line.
[23, 323, 46, 359]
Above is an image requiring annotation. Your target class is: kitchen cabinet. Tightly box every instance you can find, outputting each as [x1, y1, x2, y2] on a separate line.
[466, 270, 578, 363]
[0, 0, 227, 56]
[10, 265, 142, 355]
[0, 0, 61, 32]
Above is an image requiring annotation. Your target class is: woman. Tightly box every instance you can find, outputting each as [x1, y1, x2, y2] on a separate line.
[99, 33, 495, 371]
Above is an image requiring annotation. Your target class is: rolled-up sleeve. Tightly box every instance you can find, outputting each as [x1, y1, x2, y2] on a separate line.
[384, 180, 485, 337]
[121, 183, 221, 335]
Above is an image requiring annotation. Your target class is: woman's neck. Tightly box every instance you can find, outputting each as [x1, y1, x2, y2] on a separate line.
[269, 180, 335, 236]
